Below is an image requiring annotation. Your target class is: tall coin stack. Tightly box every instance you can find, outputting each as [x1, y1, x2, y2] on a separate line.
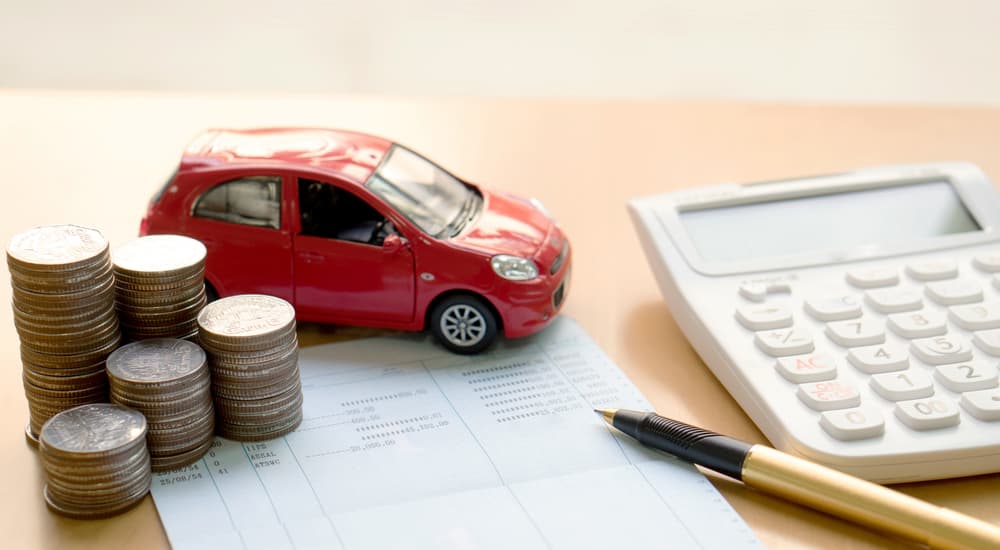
[107, 339, 215, 471]
[112, 234, 207, 341]
[197, 295, 303, 441]
[39, 403, 151, 519]
[7, 225, 120, 445]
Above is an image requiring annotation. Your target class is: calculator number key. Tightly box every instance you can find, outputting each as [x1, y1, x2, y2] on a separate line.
[825, 318, 885, 347]
[973, 254, 1000, 273]
[906, 260, 958, 281]
[887, 311, 947, 339]
[959, 388, 1000, 421]
[948, 302, 1000, 331]
[754, 327, 814, 357]
[934, 361, 999, 393]
[865, 288, 923, 314]
[735, 304, 793, 331]
[847, 343, 909, 373]
[925, 279, 983, 306]
[870, 370, 934, 401]
[819, 406, 885, 441]
[894, 398, 960, 430]
[910, 335, 972, 365]
[972, 329, 1000, 356]
[846, 267, 899, 289]
[796, 380, 861, 411]
[775, 353, 838, 383]
[804, 295, 862, 322]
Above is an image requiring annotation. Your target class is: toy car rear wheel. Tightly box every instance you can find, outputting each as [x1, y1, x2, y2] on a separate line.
[430, 295, 497, 354]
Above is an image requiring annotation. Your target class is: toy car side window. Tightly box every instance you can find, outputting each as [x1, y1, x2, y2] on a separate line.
[298, 179, 388, 245]
[193, 176, 281, 229]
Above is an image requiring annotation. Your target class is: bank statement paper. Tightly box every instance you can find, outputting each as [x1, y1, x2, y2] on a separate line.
[150, 317, 761, 549]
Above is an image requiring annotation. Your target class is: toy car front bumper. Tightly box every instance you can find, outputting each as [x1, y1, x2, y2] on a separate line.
[499, 259, 571, 339]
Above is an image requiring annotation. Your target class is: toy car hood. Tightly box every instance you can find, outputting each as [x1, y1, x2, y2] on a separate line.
[450, 189, 554, 257]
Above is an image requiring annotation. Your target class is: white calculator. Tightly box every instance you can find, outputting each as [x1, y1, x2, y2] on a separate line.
[628, 162, 1000, 482]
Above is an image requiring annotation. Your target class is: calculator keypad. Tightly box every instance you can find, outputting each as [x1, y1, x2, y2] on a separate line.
[741, 256, 1000, 444]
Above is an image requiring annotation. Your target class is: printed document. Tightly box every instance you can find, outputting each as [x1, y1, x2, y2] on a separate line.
[151, 317, 762, 549]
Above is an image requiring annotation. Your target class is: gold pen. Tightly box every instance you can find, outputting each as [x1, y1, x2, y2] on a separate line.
[597, 408, 1000, 550]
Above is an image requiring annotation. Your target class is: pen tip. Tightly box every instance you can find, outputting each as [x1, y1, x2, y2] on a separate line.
[594, 408, 617, 424]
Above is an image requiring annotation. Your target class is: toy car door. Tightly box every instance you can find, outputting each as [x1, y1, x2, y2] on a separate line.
[291, 178, 416, 324]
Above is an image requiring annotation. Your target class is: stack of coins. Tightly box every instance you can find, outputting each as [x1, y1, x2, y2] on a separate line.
[7, 225, 120, 444]
[39, 403, 151, 519]
[112, 234, 207, 341]
[107, 339, 215, 471]
[197, 295, 303, 441]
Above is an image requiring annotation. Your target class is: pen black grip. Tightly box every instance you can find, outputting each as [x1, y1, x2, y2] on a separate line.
[617, 411, 752, 480]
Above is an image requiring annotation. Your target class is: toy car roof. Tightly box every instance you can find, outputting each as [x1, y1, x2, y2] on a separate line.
[181, 128, 394, 183]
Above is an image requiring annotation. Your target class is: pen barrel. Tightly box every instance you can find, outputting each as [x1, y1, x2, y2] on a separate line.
[742, 445, 1000, 550]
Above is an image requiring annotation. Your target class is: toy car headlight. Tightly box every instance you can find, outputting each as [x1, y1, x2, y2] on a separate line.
[491, 255, 539, 281]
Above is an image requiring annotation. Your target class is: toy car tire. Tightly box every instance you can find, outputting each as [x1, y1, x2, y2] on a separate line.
[430, 295, 498, 354]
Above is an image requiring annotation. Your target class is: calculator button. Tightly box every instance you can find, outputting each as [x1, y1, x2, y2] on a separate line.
[910, 335, 973, 365]
[846, 267, 899, 289]
[887, 310, 947, 339]
[804, 295, 862, 322]
[735, 304, 793, 331]
[894, 398, 960, 430]
[865, 288, 923, 314]
[819, 406, 885, 441]
[973, 329, 1000, 356]
[797, 380, 861, 411]
[973, 254, 1000, 273]
[870, 370, 934, 401]
[825, 318, 885, 347]
[925, 279, 984, 306]
[948, 302, 1000, 331]
[906, 260, 958, 281]
[739, 283, 767, 302]
[847, 343, 909, 373]
[934, 361, 999, 393]
[755, 327, 814, 357]
[959, 388, 1000, 421]
[775, 353, 838, 383]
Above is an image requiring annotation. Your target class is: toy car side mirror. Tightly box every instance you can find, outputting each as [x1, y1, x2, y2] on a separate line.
[382, 233, 407, 253]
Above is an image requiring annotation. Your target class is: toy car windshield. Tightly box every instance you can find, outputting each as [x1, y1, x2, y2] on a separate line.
[367, 146, 482, 238]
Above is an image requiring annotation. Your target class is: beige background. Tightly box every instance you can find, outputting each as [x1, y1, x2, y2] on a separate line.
[3, 1, 1000, 104]
[1, 91, 1000, 548]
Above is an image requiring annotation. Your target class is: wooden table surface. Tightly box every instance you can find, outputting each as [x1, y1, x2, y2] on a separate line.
[2, 91, 999, 549]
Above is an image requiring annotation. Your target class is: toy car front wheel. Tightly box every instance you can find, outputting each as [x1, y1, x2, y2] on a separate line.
[430, 295, 498, 354]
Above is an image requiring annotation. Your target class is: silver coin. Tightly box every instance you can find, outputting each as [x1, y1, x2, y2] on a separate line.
[112, 235, 206, 276]
[7, 225, 108, 269]
[197, 294, 296, 341]
[106, 338, 206, 384]
[39, 403, 147, 456]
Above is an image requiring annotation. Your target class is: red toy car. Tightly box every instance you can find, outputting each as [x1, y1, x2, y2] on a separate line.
[140, 128, 571, 353]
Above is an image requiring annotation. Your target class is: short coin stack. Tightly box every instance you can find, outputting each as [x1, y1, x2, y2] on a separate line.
[7, 225, 120, 444]
[112, 234, 207, 341]
[107, 338, 215, 471]
[39, 403, 151, 519]
[197, 295, 303, 441]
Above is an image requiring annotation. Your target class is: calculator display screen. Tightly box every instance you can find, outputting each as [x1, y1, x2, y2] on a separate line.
[678, 180, 981, 263]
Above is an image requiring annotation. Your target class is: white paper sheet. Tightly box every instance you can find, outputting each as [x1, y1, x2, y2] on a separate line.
[150, 317, 762, 549]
